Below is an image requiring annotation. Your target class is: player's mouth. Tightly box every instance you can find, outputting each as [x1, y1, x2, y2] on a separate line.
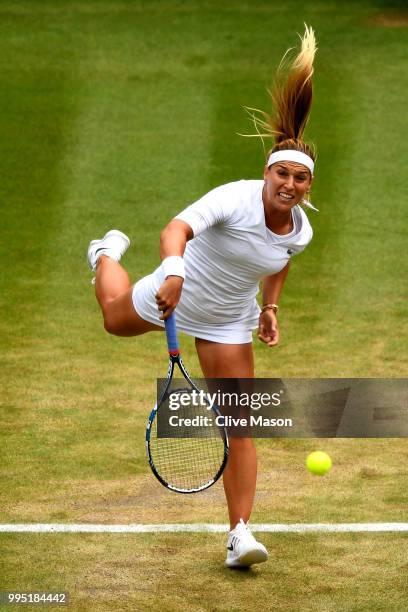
[277, 191, 294, 202]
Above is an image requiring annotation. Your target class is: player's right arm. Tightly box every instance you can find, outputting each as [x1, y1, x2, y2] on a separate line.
[155, 219, 193, 320]
[156, 183, 235, 319]
[159, 219, 193, 258]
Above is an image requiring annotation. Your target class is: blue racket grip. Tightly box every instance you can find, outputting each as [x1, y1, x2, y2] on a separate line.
[165, 312, 180, 355]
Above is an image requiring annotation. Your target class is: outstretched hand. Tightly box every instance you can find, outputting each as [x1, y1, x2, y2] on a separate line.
[155, 276, 184, 320]
[258, 310, 279, 347]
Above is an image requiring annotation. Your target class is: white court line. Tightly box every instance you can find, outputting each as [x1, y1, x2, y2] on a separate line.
[1, 523, 407, 533]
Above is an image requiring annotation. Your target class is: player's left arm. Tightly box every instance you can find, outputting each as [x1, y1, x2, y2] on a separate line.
[258, 262, 290, 347]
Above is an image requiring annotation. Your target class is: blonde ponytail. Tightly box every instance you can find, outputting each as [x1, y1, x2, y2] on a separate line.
[272, 24, 316, 145]
[242, 25, 317, 162]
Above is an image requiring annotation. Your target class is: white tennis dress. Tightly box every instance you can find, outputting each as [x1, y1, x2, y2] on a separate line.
[132, 179, 313, 343]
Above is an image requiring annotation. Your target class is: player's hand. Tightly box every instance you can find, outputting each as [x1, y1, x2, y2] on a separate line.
[155, 276, 184, 320]
[258, 310, 279, 347]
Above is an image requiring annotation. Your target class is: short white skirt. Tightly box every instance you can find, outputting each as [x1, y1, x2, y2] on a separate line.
[131, 266, 260, 344]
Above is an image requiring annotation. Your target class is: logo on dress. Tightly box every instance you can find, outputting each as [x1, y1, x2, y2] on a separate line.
[287, 249, 294, 255]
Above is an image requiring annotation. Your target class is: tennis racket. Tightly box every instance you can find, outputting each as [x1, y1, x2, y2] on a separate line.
[146, 312, 229, 493]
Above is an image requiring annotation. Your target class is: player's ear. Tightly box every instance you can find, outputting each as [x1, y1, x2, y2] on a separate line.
[263, 164, 270, 180]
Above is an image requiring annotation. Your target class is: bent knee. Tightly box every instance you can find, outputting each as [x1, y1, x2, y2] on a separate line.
[103, 315, 120, 335]
[101, 295, 131, 336]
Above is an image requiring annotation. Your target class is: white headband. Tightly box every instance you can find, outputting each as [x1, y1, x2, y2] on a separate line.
[267, 150, 314, 174]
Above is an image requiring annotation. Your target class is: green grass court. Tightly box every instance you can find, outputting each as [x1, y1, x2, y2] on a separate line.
[1, 1, 407, 610]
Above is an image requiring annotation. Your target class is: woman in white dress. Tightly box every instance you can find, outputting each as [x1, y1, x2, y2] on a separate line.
[88, 26, 317, 568]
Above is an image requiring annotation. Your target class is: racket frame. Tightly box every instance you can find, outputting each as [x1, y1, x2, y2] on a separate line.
[145, 313, 229, 493]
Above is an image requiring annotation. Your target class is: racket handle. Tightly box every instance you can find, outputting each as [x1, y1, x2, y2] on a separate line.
[165, 312, 180, 355]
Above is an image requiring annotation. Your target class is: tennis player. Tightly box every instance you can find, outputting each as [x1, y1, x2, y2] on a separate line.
[87, 26, 317, 568]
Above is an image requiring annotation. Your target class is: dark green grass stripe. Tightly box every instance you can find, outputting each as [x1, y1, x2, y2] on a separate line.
[0, 10, 84, 350]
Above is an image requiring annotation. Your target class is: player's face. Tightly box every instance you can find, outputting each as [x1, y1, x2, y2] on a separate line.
[263, 162, 312, 211]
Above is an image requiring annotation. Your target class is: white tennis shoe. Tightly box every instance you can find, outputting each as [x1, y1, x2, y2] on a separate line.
[87, 229, 130, 272]
[225, 519, 268, 568]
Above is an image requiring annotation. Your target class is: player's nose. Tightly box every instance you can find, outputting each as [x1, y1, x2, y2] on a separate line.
[284, 175, 295, 190]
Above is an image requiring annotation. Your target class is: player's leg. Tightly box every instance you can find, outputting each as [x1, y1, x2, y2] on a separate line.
[195, 338, 267, 567]
[88, 230, 161, 337]
[194, 339, 257, 526]
[95, 256, 162, 337]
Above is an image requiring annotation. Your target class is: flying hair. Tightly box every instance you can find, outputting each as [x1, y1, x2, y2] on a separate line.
[241, 25, 317, 162]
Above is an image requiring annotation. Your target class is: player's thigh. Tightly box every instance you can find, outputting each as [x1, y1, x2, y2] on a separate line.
[194, 338, 254, 378]
[104, 288, 163, 337]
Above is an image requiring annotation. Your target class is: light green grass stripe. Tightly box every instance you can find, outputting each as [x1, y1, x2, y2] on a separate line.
[2, 523, 408, 533]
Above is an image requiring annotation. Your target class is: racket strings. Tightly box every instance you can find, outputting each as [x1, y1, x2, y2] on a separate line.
[149, 400, 227, 492]
[150, 436, 225, 491]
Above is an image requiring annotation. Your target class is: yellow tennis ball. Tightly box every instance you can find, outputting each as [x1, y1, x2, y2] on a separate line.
[306, 451, 332, 476]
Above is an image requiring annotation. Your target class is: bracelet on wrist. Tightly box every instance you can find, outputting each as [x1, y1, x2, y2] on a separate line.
[261, 303, 279, 314]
